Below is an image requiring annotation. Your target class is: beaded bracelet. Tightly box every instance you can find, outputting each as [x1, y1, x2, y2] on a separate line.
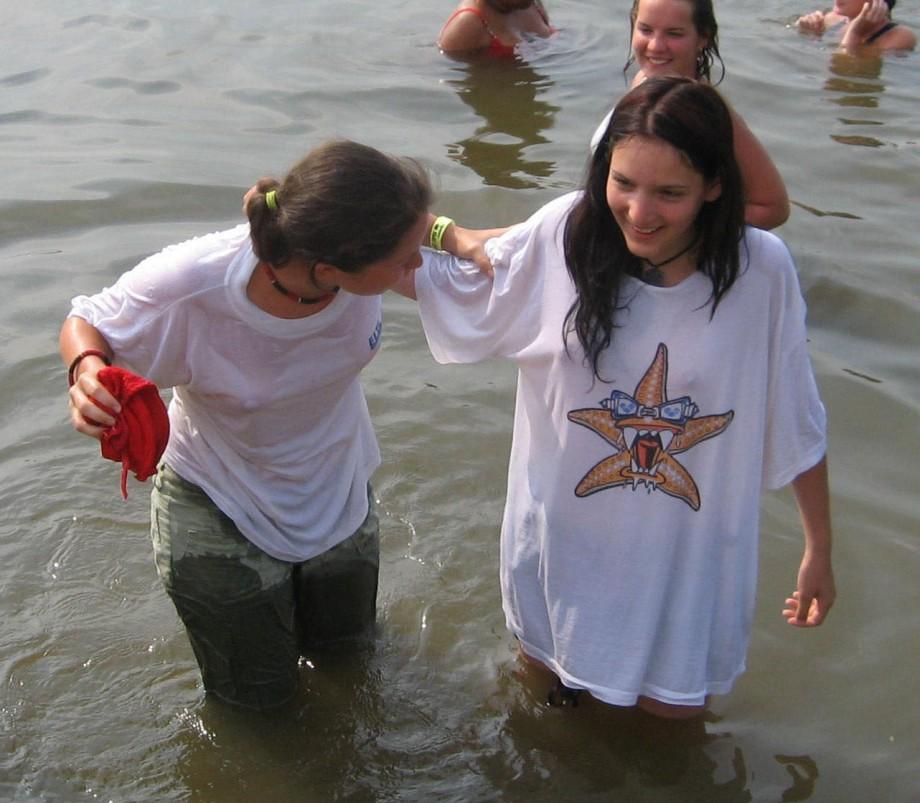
[67, 349, 111, 387]
[429, 216, 454, 251]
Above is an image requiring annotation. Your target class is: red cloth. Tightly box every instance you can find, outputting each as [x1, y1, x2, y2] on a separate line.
[96, 366, 170, 499]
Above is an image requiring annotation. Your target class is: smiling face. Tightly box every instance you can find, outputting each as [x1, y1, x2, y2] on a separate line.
[631, 0, 707, 79]
[317, 212, 428, 297]
[606, 135, 720, 273]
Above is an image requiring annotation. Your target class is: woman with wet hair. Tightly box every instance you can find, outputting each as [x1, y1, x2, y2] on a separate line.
[624, 0, 724, 83]
[61, 140, 432, 711]
[593, 0, 789, 230]
[414, 77, 834, 719]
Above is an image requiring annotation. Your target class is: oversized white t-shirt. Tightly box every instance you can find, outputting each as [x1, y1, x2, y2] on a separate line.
[70, 224, 382, 563]
[416, 193, 826, 706]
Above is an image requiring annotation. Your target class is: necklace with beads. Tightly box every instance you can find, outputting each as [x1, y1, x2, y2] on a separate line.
[260, 262, 338, 305]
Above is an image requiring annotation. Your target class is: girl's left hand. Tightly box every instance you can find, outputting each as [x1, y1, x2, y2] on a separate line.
[783, 554, 836, 627]
[242, 184, 259, 215]
[850, 0, 889, 37]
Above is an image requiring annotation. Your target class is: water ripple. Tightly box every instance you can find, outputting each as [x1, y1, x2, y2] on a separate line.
[87, 77, 181, 95]
[0, 68, 51, 87]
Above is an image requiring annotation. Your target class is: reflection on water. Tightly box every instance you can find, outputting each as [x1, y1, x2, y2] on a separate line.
[774, 753, 820, 801]
[824, 51, 886, 146]
[790, 200, 862, 220]
[175, 643, 391, 800]
[469, 661, 821, 801]
[444, 56, 559, 189]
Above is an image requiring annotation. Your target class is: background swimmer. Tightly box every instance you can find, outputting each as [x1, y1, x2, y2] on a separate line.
[797, 0, 916, 51]
[601, 0, 789, 230]
[438, 0, 553, 56]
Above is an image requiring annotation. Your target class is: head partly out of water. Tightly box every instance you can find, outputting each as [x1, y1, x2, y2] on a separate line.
[625, 0, 724, 83]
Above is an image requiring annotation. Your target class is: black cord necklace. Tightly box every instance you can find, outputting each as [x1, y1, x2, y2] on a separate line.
[261, 262, 338, 305]
[643, 237, 698, 269]
[639, 238, 698, 287]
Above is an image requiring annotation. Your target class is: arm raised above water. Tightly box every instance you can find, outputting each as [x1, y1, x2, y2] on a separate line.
[839, 0, 916, 51]
[731, 108, 790, 230]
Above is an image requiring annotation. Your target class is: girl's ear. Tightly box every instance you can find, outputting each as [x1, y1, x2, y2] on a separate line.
[312, 261, 343, 290]
[313, 262, 332, 276]
[704, 178, 722, 203]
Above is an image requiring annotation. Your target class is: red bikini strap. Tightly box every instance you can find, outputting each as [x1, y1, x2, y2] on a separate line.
[443, 6, 488, 29]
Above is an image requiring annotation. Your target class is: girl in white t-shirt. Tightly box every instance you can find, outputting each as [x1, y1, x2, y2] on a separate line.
[60, 140, 432, 710]
[414, 77, 835, 720]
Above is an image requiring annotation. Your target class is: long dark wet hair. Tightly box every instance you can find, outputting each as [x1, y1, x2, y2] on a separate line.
[624, 0, 725, 84]
[563, 77, 745, 380]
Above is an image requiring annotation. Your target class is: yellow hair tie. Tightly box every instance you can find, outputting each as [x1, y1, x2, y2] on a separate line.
[429, 216, 454, 251]
[265, 190, 279, 212]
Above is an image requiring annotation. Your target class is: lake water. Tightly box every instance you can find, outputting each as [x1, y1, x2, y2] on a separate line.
[2, 1, 919, 800]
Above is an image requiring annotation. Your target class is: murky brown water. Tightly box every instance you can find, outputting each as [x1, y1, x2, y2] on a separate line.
[2, 1, 918, 800]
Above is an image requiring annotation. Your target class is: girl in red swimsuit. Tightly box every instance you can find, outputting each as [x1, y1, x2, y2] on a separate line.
[438, 0, 553, 56]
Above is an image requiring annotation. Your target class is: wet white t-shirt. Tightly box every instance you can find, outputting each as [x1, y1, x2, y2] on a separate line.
[416, 193, 826, 705]
[70, 225, 382, 562]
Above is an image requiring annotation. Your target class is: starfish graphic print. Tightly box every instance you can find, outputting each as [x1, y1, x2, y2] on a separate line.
[567, 343, 733, 510]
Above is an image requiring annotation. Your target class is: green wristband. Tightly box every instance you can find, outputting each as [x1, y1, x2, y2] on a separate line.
[429, 216, 454, 251]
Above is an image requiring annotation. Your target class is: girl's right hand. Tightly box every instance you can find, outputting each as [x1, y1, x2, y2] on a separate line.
[68, 359, 120, 440]
[453, 229, 495, 276]
[449, 224, 514, 277]
[796, 11, 826, 33]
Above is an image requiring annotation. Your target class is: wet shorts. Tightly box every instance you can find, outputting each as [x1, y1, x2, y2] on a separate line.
[150, 463, 379, 710]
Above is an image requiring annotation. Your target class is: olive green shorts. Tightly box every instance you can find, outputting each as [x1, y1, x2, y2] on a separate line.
[150, 464, 379, 711]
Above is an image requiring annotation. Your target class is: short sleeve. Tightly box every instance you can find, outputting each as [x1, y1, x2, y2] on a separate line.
[69, 260, 186, 385]
[758, 235, 827, 489]
[67, 227, 245, 386]
[416, 193, 578, 365]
